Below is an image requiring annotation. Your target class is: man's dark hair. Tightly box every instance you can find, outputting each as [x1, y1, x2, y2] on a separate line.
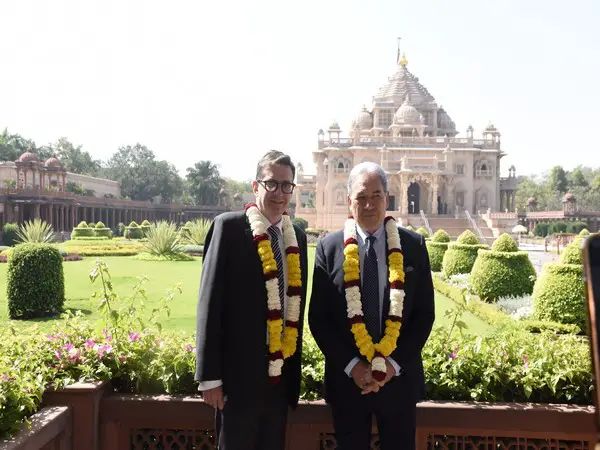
[255, 150, 296, 180]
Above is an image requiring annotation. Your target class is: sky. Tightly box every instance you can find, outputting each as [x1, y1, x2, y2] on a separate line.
[1, 0, 599, 181]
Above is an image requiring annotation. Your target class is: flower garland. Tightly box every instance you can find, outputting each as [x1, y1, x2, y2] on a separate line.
[245, 203, 302, 382]
[343, 216, 405, 382]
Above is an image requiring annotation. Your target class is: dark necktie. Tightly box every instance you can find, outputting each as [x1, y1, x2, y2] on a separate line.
[363, 235, 381, 341]
[268, 225, 285, 310]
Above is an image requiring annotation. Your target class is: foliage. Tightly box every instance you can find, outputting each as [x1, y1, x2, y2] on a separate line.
[432, 229, 451, 243]
[415, 226, 430, 238]
[124, 221, 144, 240]
[16, 219, 55, 243]
[0, 128, 36, 162]
[95, 222, 105, 228]
[2, 223, 19, 246]
[180, 244, 204, 255]
[579, 228, 591, 236]
[533, 222, 550, 237]
[182, 218, 213, 245]
[456, 230, 480, 245]
[491, 233, 518, 252]
[66, 181, 86, 195]
[426, 241, 449, 272]
[559, 238, 584, 265]
[300, 333, 325, 400]
[423, 326, 591, 404]
[533, 263, 586, 330]
[142, 221, 185, 257]
[470, 249, 536, 302]
[442, 237, 488, 277]
[186, 160, 225, 206]
[53, 137, 101, 175]
[103, 144, 183, 201]
[71, 221, 94, 239]
[7, 244, 65, 319]
[292, 217, 309, 232]
[60, 239, 144, 256]
[134, 252, 195, 262]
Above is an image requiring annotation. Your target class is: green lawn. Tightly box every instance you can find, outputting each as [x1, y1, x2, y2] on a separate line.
[0, 247, 491, 335]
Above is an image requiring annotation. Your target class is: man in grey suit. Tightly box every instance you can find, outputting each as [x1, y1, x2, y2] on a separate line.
[309, 162, 435, 450]
[195, 150, 308, 450]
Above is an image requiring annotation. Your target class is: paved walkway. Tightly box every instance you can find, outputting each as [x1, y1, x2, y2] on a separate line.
[518, 243, 560, 274]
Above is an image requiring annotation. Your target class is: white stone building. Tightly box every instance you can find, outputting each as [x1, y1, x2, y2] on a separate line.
[295, 53, 516, 231]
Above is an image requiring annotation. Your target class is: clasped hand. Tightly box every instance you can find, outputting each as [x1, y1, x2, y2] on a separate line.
[350, 360, 395, 395]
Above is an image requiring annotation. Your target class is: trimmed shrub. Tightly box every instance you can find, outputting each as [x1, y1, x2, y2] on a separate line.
[117, 222, 126, 237]
[432, 229, 451, 243]
[579, 228, 591, 237]
[491, 233, 518, 252]
[470, 250, 536, 302]
[560, 238, 584, 265]
[92, 222, 113, 239]
[404, 225, 415, 231]
[567, 221, 588, 234]
[533, 263, 585, 330]
[71, 221, 94, 238]
[140, 219, 152, 236]
[415, 227, 430, 238]
[2, 223, 19, 246]
[181, 244, 204, 255]
[549, 221, 568, 234]
[7, 243, 65, 319]
[124, 221, 143, 240]
[426, 229, 452, 272]
[533, 222, 550, 237]
[441, 231, 488, 277]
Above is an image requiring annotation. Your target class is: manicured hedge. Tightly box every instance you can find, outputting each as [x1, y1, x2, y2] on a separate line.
[426, 229, 451, 272]
[6, 243, 65, 319]
[71, 221, 94, 238]
[559, 237, 583, 265]
[470, 234, 536, 302]
[140, 219, 152, 237]
[415, 227, 430, 238]
[442, 230, 488, 277]
[533, 263, 585, 330]
[2, 223, 19, 246]
[124, 221, 143, 240]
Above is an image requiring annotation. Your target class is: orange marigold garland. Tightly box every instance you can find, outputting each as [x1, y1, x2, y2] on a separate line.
[343, 216, 405, 382]
[245, 203, 302, 382]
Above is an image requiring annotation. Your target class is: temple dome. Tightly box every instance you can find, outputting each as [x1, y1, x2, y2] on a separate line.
[44, 156, 63, 168]
[354, 107, 373, 130]
[17, 151, 39, 163]
[375, 62, 435, 105]
[393, 96, 423, 125]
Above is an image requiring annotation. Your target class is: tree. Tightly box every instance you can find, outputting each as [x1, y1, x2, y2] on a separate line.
[104, 144, 183, 201]
[568, 167, 588, 189]
[548, 166, 568, 194]
[186, 161, 224, 205]
[0, 129, 34, 162]
[54, 137, 100, 175]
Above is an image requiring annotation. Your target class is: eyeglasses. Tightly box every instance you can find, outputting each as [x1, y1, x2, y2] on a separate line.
[257, 179, 296, 194]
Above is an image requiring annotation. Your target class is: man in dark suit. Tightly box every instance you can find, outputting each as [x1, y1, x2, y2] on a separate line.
[195, 150, 308, 450]
[309, 162, 435, 450]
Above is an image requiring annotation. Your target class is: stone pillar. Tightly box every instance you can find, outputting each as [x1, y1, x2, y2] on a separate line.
[34, 203, 41, 219]
[400, 175, 408, 214]
[91, 208, 95, 223]
[432, 180, 439, 216]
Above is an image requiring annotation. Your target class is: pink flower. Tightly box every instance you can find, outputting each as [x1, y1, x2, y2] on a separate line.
[84, 339, 96, 350]
[67, 347, 81, 363]
[522, 354, 529, 369]
[63, 343, 74, 352]
[102, 329, 113, 342]
[128, 332, 140, 343]
[118, 355, 127, 363]
[0, 374, 12, 382]
[46, 334, 59, 342]
[96, 343, 113, 358]
[184, 344, 194, 353]
[54, 350, 62, 360]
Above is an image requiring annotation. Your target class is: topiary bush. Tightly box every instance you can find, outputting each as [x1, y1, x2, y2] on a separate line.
[470, 233, 536, 302]
[6, 243, 65, 319]
[415, 227, 430, 238]
[2, 222, 19, 246]
[92, 221, 112, 239]
[579, 228, 590, 237]
[559, 238, 583, 265]
[533, 263, 585, 330]
[441, 230, 488, 277]
[566, 221, 588, 234]
[533, 222, 550, 237]
[140, 219, 152, 237]
[124, 221, 143, 240]
[426, 230, 451, 272]
[71, 221, 94, 238]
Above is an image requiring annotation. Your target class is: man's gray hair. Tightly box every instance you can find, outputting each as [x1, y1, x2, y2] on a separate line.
[347, 162, 388, 194]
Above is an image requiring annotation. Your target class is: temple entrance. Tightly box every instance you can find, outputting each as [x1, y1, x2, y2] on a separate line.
[407, 182, 420, 214]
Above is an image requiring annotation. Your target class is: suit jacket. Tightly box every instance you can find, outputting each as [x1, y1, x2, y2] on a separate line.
[308, 226, 434, 406]
[195, 211, 308, 408]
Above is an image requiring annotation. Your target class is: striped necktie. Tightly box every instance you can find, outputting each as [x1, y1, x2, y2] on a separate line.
[268, 225, 285, 309]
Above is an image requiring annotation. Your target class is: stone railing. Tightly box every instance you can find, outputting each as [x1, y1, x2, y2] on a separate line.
[2, 382, 596, 449]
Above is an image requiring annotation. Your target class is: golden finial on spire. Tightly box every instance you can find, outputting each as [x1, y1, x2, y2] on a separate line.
[399, 52, 408, 67]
